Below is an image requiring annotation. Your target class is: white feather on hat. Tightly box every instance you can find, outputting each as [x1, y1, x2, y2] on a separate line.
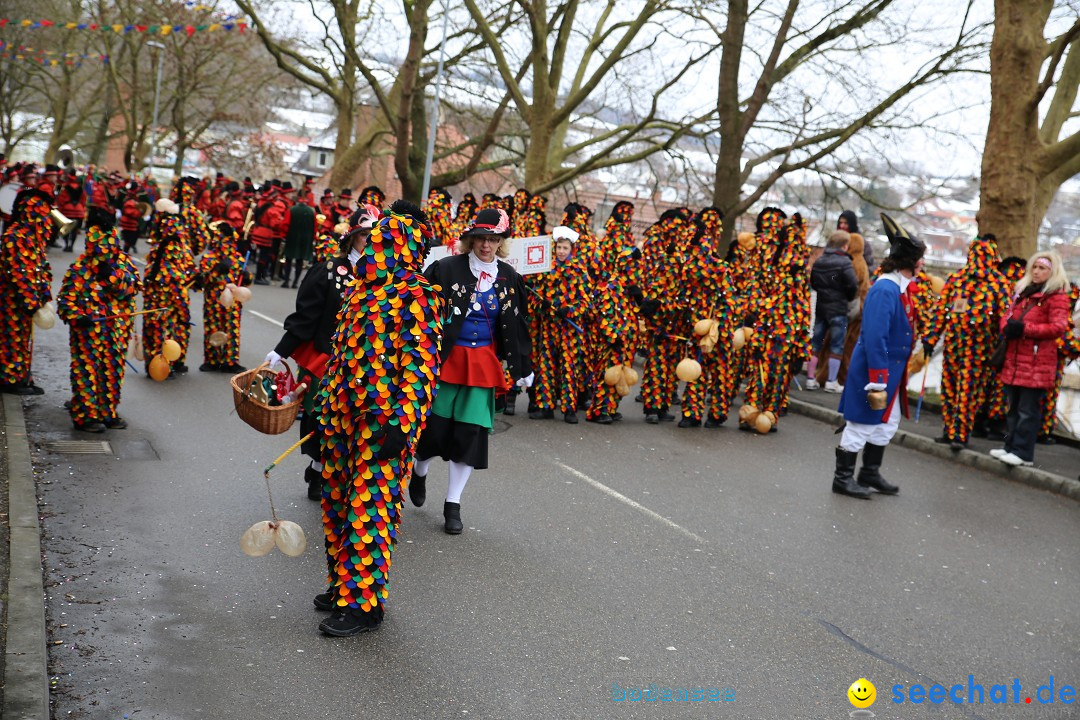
[154, 198, 180, 215]
[552, 225, 580, 243]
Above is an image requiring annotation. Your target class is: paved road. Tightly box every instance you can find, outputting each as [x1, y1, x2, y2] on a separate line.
[24, 248, 1080, 719]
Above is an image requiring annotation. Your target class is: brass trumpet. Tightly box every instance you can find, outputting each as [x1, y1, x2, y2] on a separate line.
[49, 208, 76, 235]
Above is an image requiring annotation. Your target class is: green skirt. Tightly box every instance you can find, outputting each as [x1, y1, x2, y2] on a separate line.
[431, 382, 495, 430]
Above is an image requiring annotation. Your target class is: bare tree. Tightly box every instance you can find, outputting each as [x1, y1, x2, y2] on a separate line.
[703, 0, 987, 248]
[977, 0, 1080, 258]
[462, 0, 716, 193]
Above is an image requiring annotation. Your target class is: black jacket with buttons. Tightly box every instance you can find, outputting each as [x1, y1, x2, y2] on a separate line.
[423, 254, 533, 381]
[274, 256, 355, 358]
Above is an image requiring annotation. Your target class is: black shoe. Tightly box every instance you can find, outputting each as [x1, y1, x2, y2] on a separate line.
[678, 416, 700, 428]
[409, 471, 427, 507]
[738, 422, 753, 432]
[305, 465, 323, 501]
[634, 394, 643, 403]
[832, 447, 872, 499]
[281, 280, 291, 287]
[319, 606, 383, 637]
[443, 501, 463, 534]
[950, 439, 966, 451]
[74, 421, 107, 434]
[1037, 434, 1056, 445]
[173, 363, 189, 374]
[104, 417, 128, 429]
[503, 398, 516, 416]
[528, 408, 554, 420]
[313, 588, 333, 611]
[563, 411, 579, 424]
[856, 443, 899, 495]
[199, 362, 220, 372]
[219, 364, 247, 373]
[254, 278, 270, 286]
[587, 414, 613, 425]
[658, 410, 675, 422]
[63, 245, 74, 252]
[611, 412, 623, 422]
[704, 415, 726, 428]
[0, 381, 45, 396]
[291, 281, 300, 289]
[971, 425, 989, 439]
[645, 413, 659, 424]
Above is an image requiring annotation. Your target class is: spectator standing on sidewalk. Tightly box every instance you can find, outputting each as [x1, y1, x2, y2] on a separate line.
[990, 251, 1071, 468]
[808, 230, 858, 392]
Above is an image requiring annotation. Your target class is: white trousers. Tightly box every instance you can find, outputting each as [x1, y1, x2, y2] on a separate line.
[840, 392, 901, 452]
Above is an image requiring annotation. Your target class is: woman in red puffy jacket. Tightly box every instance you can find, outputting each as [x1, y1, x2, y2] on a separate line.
[990, 250, 1071, 467]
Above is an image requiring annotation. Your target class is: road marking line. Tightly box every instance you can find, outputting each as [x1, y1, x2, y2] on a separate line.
[553, 461, 706, 544]
[248, 310, 284, 328]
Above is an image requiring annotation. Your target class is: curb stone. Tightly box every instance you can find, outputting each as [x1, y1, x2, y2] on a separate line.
[2, 395, 48, 719]
[787, 398, 1080, 502]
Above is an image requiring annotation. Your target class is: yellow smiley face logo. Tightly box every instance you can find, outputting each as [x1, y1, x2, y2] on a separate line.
[848, 678, 876, 708]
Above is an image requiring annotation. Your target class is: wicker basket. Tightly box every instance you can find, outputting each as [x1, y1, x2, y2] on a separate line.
[230, 362, 302, 435]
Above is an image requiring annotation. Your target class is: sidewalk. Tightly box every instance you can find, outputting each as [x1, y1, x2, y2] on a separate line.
[787, 384, 1080, 501]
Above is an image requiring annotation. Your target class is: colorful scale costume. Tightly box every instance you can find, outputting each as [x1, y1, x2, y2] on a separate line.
[923, 237, 1010, 444]
[587, 248, 645, 421]
[56, 224, 141, 426]
[177, 180, 212, 256]
[452, 193, 478, 239]
[425, 188, 456, 248]
[527, 243, 591, 414]
[744, 215, 811, 426]
[739, 208, 787, 413]
[199, 226, 247, 368]
[0, 191, 53, 389]
[313, 231, 338, 263]
[510, 189, 532, 236]
[316, 210, 443, 619]
[516, 195, 547, 238]
[142, 213, 197, 369]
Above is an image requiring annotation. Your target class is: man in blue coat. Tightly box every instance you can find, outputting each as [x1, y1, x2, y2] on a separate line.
[832, 214, 926, 499]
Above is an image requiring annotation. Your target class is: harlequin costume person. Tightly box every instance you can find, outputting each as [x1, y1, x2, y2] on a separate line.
[424, 187, 456, 247]
[738, 207, 788, 417]
[602, 201, 636, 278]
[742, 213, 811, 432]
[142, 200, 197, 376]
[198, 222, 250, 373]
[832, 214, 925, 499]
[174, 176, 213, 256]
[313, 200, 443, 637]
[412, 208, 532, 535]
[265, 205, 374, 500]
[0, 180, 53, 395]
[56, 208, 142, 432]
[452, 192, 478, 239]
[526, 226, 590, 423]
[249, 187, 288, 285]
[358, 185, 385, 209]
[510, 188, 531, 234]
[921, 234, 1010, 450]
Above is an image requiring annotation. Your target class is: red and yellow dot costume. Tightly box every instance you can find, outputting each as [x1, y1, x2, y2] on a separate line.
[316, 210, 443, 616]
[587, 248, 645, 420]
[0, 191, 53, 389]
[56, 224, 142, 425]
[923, 237, 1011, 444]
[142, 213, 197, 369]
[739, 208, 787, 413]
[199, 226, 248, 368]
[425, 187, 456, 248]
[452, 193, 478, 240]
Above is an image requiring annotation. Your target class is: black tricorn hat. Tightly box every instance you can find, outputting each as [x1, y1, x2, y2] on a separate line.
[881, 213, 925, 261]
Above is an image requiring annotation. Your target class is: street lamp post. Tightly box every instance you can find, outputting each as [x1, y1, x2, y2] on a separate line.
[146, 40, 165, 171]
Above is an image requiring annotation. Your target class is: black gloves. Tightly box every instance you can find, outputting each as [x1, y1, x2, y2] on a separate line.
[639, 298, 661, 318]
[665, 242, 677, 256]
[556, 305, 572, 319]
[372, 422, 407, 461]
[241, 271, 253, 286]
[744, 311, 759, 327]
[214, 260, 232, 274]
[1004, 319, 1025, 340]
[922, 341, 934, 358]
[96, 264, 113, 283]
[73, 316, 94, 328]
[630, 247, 642, 261]
[191, 274, 205, 291]
[626, 284, 644, 302]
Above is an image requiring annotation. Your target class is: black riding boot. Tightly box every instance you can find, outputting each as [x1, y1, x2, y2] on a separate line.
[443, 501, 463, 534]
[831, 447, 871, 499]
[856, 443, 899, 494]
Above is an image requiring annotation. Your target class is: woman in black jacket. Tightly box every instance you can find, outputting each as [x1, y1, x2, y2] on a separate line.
[411, 208, 533, 534]
[264, 204, 377, 499]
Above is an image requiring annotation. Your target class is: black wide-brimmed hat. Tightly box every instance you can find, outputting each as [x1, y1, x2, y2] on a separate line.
[462, 208, 510, 237]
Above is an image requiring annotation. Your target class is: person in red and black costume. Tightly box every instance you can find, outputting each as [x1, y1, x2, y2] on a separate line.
[249, 185, 288, 285]
[317, 188, 335, 224]
[330, 188, 353, 227]
[264, 204, 376, 499]
[297, 178, 316, 207]
[119, 186, 143, 254]
[223, 181, 247, 237]
[57, 170, 87, 252]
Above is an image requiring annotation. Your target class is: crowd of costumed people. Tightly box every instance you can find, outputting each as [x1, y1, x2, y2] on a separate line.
[2, 159, 1078, 636]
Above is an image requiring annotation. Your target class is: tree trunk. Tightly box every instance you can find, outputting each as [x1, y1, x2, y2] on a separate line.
[327, 87, 356, 189]
[976, 0, 1053, 259]
[712, 0, 748, 254]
